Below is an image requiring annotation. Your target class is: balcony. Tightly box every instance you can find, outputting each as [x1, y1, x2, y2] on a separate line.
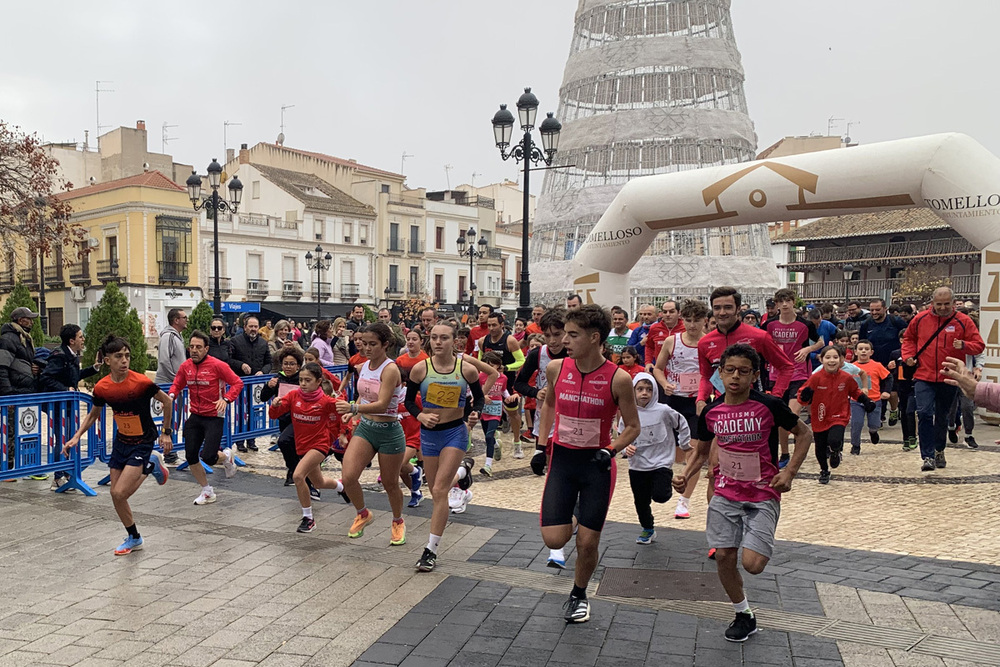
[483, 247, 503, 261]
[434, 289, 448, 304]
[315, 282, 333, 301]
[97, 259, 119, 282]
[409, 240, 425, 255]
[386, 283, 403, 298]
[246, 278, 269, 299]
[341, 283, 360, 300]
[388, 194, 425, 209]
[275, 218, 299, 231]
[69, 261, 90, 285]
[240, 213, 270, 227]
[205, 277, 232, 298]
[283, 280, 303, 300]
[503, 279, 515, 291]
[158, 261, 189, 284]
[797, 274, 980, 301]
[387, 238, 405, 255]
[783, 237, 979, 268]
[408, 281, 421, 296]
[44, 266, 65, 288]
[0, 268, 14, 291]
[19, 268, 38, 289]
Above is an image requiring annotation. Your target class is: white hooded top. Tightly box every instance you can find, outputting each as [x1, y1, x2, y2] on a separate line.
[619, 372, 691, 471]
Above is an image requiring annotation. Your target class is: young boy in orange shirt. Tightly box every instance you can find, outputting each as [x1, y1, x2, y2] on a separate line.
[850, 340, 890, 455]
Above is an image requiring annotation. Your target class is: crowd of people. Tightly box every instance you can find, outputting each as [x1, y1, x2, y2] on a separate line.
[3, 284, 991, 641]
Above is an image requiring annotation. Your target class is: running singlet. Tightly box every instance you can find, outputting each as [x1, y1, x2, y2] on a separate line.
[481, 332, 515, 367]
[531, 345, 563, 438]
[552, 358, 619, 450]
[764, 317, 817, 382]
[93, 371, 160, 446]
[665, 332, 700, 398]
[357, 358, 400, 416]
[420, 357, 468, 409]
[696, 390, 799, 503]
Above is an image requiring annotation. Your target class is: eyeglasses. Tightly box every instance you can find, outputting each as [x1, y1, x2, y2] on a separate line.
[721, 365, 754, 377]
[210, 326, 224, 330]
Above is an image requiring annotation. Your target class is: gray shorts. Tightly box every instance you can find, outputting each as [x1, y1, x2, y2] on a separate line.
[706, 495, 781, 558]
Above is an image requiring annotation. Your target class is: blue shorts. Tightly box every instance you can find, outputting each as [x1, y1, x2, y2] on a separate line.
[109, 440, 154, 471]
[420, 420, 468, 457]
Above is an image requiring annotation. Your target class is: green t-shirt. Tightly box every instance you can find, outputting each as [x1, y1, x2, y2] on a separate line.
[607, 327, 631, 364]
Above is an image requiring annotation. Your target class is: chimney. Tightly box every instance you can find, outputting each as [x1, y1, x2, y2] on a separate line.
[239, 143, 250, 165]
[136, 120, 146, 131]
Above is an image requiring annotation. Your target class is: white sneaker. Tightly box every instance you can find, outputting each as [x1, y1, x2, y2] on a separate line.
[193, 489, 217, 505]
[452, 489, 473, 514]
[448, 486, 464, 510]
[514, 444, 524, 459]
[675, 496, 690, 519]
[223, 448, 236, 478]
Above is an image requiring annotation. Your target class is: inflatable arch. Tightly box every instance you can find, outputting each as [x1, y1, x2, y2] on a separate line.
[571, 133, 1000, 307]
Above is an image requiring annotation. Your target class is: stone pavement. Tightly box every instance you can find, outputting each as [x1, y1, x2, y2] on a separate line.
[0, 432, 998, 666]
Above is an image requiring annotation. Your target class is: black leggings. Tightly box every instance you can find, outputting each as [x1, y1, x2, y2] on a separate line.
[814, 425, 846, 472]
[628, 467, 673, 530]
[184, 414, 225, 465]
[897, 381, 916, 441]
[277, 424, 299, 473]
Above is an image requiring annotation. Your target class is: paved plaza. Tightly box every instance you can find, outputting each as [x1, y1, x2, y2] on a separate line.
[0, 419, 998, 666]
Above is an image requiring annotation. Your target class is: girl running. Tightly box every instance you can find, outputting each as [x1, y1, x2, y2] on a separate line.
[260, 347, 306, 487]
[396, 329, 429, 372]
[396, 365, 424, 507]
[336, 323, 407, 545]
[406, 322, 486, 572]
[268, 362, 347, 532]
[618, 346, 643, 379]
[479, 351, 511, 477]
[63, 335, 173, 555]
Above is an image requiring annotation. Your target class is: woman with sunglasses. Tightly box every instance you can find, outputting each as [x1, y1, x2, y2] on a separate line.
[207, 318, 244, 376]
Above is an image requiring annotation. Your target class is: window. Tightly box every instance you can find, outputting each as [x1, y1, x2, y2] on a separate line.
[282, 256, 296, 281]
[341, 260, 355, 285]
[434, 274, 444, 302]
[381, 184, 390, 194]
[435, 226, 444, 251]
[107, 236, 118, 263]
[458, 275, 467, 302]
[409, 266, 419, 293]
[360, 223, 369, 246]
[389, 223, 400, 251]
[247, 254, 262, 280]
[314, 217, 324, 241]
[252, 181, 260, 199]
[344, 222, 353, 244]
[79, 307, 90, 331]
[155, 216, 191, 283]
[410, 225, 420, 252]
[389, 265, 399, 292]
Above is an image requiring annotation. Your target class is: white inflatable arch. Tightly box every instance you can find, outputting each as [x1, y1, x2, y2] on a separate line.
[571, 133, 1000, 306]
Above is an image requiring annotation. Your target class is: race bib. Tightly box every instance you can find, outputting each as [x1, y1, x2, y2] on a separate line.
[710, 368, 725, 394]
[357, 378, 381, 403]
[718, 448, 762, 482]
[426, 382, 461, 408]
[115, 414, 144, 437]
[483, 402, 503, 417]
[557, 415, 602, 448]
[677, 373, 700, 394]
[278, 383, 295, 399]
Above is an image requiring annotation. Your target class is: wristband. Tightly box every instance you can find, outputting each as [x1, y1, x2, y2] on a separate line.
[351, 402, 358, 415]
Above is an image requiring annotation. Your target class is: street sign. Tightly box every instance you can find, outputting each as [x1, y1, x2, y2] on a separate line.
[221, 302, 261, 313]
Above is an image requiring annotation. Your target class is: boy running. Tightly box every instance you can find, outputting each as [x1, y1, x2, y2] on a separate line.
[850, 340, 890, 455]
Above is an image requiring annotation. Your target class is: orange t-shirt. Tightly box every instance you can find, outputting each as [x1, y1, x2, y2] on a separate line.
[525, 322, 542, 335]
[853, 359, 890, 401]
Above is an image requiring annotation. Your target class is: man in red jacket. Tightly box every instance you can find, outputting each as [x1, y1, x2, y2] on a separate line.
[170, 331, 244, 505]
[901, 287, 984, 472]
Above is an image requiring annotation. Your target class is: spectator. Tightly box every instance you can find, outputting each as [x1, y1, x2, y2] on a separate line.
[645, 300, 685, 369]
[229, 315, 272, 452]
[466, 304, 493, 354]
[859, 299, 908, 422]
[309, 320, 336, 364]
[843, 301, 869, 332]
[330, 318, 352, 366]
[565, 294, 582, 311]
[345, 304, 367, 355]
[901, 287, 985, 472]
[943, 357, 997, 413]
[154, 308, 187, 384]
[207, 318, 243, 375]
[626, 303, 657, 364]
[0, 307, 41, 481]
[377, 308, 406, 357]
[259, 319, 273, 341]
[525, 304, 545, 335]
[268, 319, 302, 357]
[288, 319, 303, 343]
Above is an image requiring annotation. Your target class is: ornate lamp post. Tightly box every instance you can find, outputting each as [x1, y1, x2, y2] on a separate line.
[187, 159, 242, 316]
[492, 88, 561, 321]
[842, 264, 855, 316]
[457, 226, 487, 316]
[305, 244, 332, 322]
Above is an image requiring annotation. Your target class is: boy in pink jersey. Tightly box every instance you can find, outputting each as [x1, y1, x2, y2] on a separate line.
[673, 343, 813, 643]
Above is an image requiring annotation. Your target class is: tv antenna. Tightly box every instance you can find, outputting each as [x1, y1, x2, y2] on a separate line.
[161, 122, 179, 153]
[471, 171, 481, 188]
[844, 120, 861, 144]
[827, 115, 844, 137]
[444, 164, 454, 189]
[401, 151, 414, 175]
[277, 104, 294, 145]
[224, 120, 242, 157]
[95, 80, 114, 139]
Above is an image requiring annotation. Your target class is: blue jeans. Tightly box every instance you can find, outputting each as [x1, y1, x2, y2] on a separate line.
[850, 400, 882, 448]
[481, 419, 500, 458]
[914, 381, 959, 459]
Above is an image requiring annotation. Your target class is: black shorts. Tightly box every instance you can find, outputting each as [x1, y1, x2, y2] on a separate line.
[109, 440, 154, 470]
[782, 380, 806, 405]
[666, 395, 698, 435]
[184, 414, 226, 466]
[540, 444, 616, 532]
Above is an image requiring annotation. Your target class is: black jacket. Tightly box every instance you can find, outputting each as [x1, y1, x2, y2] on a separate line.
[208, 335, 244, 376]
[38, 345, 99, 392]
[229, 333, 272, 375]
[259, 371, 300, 432]
[0, 322, 37, 395]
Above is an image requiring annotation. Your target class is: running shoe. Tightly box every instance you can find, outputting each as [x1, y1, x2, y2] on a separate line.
[390, 519, 406, 546]
[887, 409, 900, 426]
[284, 471, 294, 487]
[850, 446, 861, 456]
[903, 438, 918, 452]
[494, 443, 502, 461]
[480, 464, 493, 478]
[869, 430, 880, 445]
[309, 484, 321, 501]
[674, 497, 690, 519]
[458, 457, 475, 490]
[451, 489, 473, 514]
[636, 529, 656, 545]
[707, 548, 717, 560]
[948, 428, 958, 444]
[563, 596, 590, 623]
[348, 510, 375, 538]
[448, 486, 464, 510]
[818, 470, 831, 484]
[338, 480, 351, 504]
[777, 453, 790, 469]
[547, 553, 566, 570]
[297, 517, 316, 533]
[724, 612, 758, 642]
[829, 450, 842, 469]
[149, 451, 169, 486]
[519, 430, 535, 444]
[966, 435, 980, 450]
[222, 448, 236, 478]
[513, 444, 524, 459]
[416, 547, 437, 572]
[921, 457, 936, 472]
[193, 490, 216, 505]
[934, 450, 947, 469]
[530, 449, 546, 476]
[410, 466, 422, 494]
[114, 536, 143, 556]
[408, 491, 422, 508]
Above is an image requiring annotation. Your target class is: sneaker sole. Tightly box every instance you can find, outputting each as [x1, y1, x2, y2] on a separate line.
[724, 628, 759, 643]
[114, 542, 143, 556]
[194, 496, 217, 505]
[390, 534, 406, 546]
[297, 525, 315, 533]
[566, 607, 591, 623]
[416, 563, 435, 572]
[674, 513, 689, 520]
[348, 515, 375, 538]
[546, 560, 566, 570]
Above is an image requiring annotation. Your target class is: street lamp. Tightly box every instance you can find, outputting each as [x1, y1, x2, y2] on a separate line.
[492, 87, 561, 322]
[457, 227, 488, 316]
[187, 159, 242, 316]
[305, 244, 332, 322]
[842, 264, 855, 316]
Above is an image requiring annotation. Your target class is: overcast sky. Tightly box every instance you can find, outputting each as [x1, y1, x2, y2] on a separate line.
[2, 1, 999, 192]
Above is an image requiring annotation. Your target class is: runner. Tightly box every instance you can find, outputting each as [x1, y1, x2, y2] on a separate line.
[673, 344, 813, 642]
[396, 329, 429, 373]
[169, 331, 243, 505]
[644, 300, 685, 372]
[396, 365, 424, 507]
[268, 361, 347, 533]
[336, 323, 407, 545]
[849, 340, 891, 455]
[617, 346, 643, 379]
[406, 321, 486, 572]
[63, 335, 173, 555]
[652, 298, 709, 519]
[797, 345, 873, 483]
[537, 304, 640, 623]
[888, 330, 918, 452]
[477, 312, 526, 457]
[478, 352, 511, 477]
[621, 372, 690, 544]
